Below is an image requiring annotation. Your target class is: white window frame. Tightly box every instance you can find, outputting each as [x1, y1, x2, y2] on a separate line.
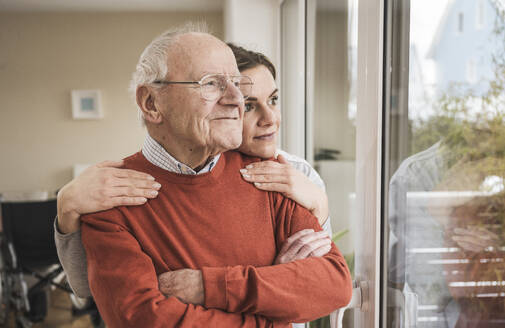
[278, 0, 385, 326]
[352, 0, 384, 326]
[279, 0, 306, 159]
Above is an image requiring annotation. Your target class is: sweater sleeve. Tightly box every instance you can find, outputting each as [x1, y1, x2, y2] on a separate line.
[80, 210, 279, 328]
[280, 149, 332, 237]
[302, 165, 332, 237]
[202, 196, 352, 323]
[54, 217, 92, 298]
[321, 217, 333, 238]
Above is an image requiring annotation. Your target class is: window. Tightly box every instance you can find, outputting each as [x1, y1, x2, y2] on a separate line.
[457, 12, 464, 34]
[386, 0, 505, 326]
[476, 0, 486, 29]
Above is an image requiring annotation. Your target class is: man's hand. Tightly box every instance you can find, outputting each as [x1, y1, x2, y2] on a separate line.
[452, 226, 500, 253]
[57, 160, 160, 234]
[157, 231, 332, 302]
[158, 269, 204, 305]
[275, 229, 332, 264]
[157, 230, 331, 303]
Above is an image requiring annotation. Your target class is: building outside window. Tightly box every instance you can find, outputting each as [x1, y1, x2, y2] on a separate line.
[476, 0, 486, 29]
[465, 58, 477, 83]
[457, 11, 464, 34]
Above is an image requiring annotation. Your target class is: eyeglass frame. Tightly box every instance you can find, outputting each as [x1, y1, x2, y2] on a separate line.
[151, 73, 254, 101]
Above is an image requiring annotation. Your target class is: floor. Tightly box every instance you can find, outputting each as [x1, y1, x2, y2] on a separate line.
[6, 288, 95, 328]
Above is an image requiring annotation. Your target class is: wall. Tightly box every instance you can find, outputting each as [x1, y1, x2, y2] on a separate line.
[0, 12, 223, 195]
[224, 0, 280, 70]
[314, 10, 355, 160]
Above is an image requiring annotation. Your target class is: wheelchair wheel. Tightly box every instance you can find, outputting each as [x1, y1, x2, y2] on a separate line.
[27, 289, 48, 322]
[0, 277, 11, 327]
[0, 240, 12, 326]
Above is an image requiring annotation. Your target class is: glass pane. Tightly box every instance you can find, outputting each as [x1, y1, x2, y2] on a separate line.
[386, 0, 505, 327]
[307, 0, 358, 326]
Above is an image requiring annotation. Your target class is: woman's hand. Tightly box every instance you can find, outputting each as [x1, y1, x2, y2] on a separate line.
[240, 154, 329, 225]
[274, 229, 332, 264]
[452, 226, 500, 253]
[57, 160, 161, 234]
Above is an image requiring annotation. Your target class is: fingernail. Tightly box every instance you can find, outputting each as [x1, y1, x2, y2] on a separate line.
[150, 190, 158, 196]
[240, 169, 247, 174]
[254, 182, 261, 186]
[246, 164, 253, 169]
[153, 182, 161, 188]
[147, 175, 155, 181]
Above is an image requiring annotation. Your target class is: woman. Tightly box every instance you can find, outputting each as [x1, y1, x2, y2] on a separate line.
[56, 44, 334, 326]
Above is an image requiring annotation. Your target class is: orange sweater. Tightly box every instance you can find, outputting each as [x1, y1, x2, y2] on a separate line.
[81, 151, 352, 328]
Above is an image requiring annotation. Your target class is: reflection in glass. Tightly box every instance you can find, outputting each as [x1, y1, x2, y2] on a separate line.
[306, 0, 358, 326]
[386, 0, 505, 327]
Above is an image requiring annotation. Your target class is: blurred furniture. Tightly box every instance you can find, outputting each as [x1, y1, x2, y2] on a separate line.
[0, 197, 103, 327]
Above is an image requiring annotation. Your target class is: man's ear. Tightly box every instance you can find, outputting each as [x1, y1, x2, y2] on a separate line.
[136, 86, 163, 124]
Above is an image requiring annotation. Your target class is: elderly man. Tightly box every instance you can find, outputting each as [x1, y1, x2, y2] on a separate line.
[70, 25, 351, 327]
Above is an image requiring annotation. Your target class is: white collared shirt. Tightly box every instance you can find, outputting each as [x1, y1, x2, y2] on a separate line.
[142, 134, 220, 175]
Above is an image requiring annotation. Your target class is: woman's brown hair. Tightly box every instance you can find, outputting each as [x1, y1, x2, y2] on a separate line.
[227, 43, 276, 79]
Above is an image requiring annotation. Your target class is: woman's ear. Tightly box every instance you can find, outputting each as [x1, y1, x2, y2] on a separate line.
[136, 86, 163, 124]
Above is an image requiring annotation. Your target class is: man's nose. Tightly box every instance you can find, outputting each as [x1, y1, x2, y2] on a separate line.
[220, 80, 244, 106]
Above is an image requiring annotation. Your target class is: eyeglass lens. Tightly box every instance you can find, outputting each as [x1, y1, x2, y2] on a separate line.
[200, 75, 252, 100]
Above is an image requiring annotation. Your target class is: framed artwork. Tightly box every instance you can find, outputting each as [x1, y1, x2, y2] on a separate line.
[71, 89, 103, 119]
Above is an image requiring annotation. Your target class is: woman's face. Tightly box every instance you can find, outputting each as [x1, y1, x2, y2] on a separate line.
[238, 65, 281, 159]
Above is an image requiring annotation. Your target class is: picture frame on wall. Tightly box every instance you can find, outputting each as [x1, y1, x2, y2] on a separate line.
[71, 89, 103, 119]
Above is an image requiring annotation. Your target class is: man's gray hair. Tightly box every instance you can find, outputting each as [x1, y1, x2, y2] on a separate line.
[130, 21, 210, 121]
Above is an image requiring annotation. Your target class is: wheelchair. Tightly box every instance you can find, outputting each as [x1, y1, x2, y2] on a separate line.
[0, 197, 103, 327]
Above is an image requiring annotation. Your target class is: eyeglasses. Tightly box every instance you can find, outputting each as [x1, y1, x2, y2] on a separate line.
[152, 74, 254, 101]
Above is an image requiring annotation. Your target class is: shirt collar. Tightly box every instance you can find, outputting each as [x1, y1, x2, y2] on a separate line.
[141, 134, 220, 175]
